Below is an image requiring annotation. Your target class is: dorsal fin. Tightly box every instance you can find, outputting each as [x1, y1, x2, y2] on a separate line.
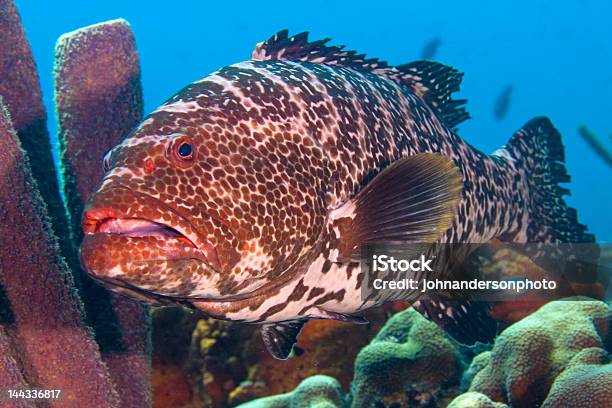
[380, 61, 470, 130]
[252, 30, 470, 130]
[251, 29, 388, 71]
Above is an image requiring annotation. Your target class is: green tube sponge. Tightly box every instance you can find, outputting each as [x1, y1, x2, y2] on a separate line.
[468, 298, 610, 408]
[235, 375, 346, 408]
[0, 102, 120, 406]
[351, 307, 465, 408]
[54, 19, 150, 408]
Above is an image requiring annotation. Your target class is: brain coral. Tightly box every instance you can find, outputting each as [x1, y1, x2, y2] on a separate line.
[350, 307, 465, 408]
[541, 362, 612, 407]
[467, 298, 610, 408]
[447, 391, 509, 408]
[235, 375, 346, 408]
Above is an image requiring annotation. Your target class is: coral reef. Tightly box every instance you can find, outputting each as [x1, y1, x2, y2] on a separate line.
[476, 245, 607, 327]
[151, 359, 193, 408]
[0, 1, 151, 406]
[240, 299, 610, 408]
[350, 307, 465, 408]
[160, 307, 388, 407]
[189, 317, 252, 407]
[232, 308, 387, 405]
[447, 392, 509, 408]
[236, 375, 346, 408]
[541, 361, 612, 407]
[467, 298, 610, 408]
[460, 350, 491, 390]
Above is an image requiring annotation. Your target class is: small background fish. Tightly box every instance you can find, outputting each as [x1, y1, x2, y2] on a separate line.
[493, 84, 513, 121]
[420, 36, 441, 60]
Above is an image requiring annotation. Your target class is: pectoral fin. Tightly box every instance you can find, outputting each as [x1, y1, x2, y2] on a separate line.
[330, 153, 463, 262]
[261, 319, 307, 360]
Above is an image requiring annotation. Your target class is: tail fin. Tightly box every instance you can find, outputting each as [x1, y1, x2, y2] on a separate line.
[503, 117, 595, 244]
[500, 117, 600, 287]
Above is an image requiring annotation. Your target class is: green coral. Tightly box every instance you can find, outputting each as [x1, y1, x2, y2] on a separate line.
[541, 362, 612, 407]
[235, 375, 346, 408]
[447, 392, 509, 408]
[461, 350, 491, 390]
[351, 307, 465, 407]
[467, 298, 610, 407]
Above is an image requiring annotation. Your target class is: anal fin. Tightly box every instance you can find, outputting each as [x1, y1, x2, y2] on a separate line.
[413, 300, 498, 345]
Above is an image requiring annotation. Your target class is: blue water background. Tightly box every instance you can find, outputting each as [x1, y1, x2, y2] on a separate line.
[15, 0, 612, 241]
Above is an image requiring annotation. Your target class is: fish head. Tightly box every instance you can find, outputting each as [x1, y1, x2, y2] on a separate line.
[79, 70, 331, 302]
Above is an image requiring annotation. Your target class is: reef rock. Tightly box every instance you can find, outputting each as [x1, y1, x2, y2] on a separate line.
[189, 317, 255, 407]
[351, 307, 465, 408]
[235, 375, 346, 408]
[467, 298, 610, 408]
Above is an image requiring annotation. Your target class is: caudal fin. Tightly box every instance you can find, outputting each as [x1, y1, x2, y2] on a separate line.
[503, 117, 595, 244]
[499, 117, 600, 286]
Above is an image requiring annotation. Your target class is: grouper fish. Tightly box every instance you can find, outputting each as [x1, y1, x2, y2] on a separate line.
[80, 30, 594, 359]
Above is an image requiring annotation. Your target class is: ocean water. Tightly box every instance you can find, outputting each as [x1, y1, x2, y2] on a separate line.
[15, 0, 612, 241]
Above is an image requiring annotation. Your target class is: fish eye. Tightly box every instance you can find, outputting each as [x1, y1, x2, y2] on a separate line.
[168, 137, 196, 167]
[177, 142, 193, 159]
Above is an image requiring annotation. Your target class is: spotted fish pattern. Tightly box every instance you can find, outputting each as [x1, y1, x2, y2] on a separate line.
[80, 30, 594, 359]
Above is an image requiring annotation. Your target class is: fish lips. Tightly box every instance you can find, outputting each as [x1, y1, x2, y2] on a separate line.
[79, 187, 225, 291]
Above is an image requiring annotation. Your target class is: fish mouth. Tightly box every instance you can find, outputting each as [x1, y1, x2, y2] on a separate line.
[83, 211, 195, 245]
[81, 207, 221, 271]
